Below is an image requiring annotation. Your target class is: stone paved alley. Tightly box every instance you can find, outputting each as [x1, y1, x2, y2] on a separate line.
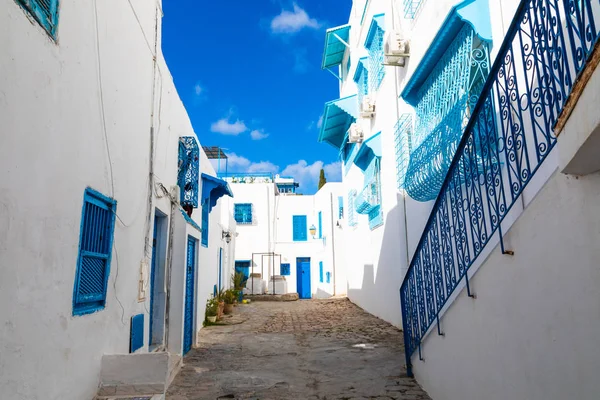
[167, 298, 431, 400]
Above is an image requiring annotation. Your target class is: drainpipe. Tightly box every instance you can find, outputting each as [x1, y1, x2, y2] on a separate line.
[329, 192, 337, 296]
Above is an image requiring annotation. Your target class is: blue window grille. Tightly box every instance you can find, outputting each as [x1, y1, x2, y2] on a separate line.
[72, 188, 117, 316]
[201, 200, 208, 247]
[400, 0, 596, 377]
[353, 58, 369, 106]
[347, 189, 358, 227]
[319, 261, 324, 283]
[234, 203, 253, 224]
[318, 211, 323, 239]
[326, 271, 331, 284]
[395, 113, 413, 190]
[178, 137, 200, 209]
[16, 0, 59, 39]
[403, 0, 424, 19]
[366, 15, 386, 92]
[356, 158, 383, 230]
[338, 196, 344, 219]
[404, 24, 491, 202]
[280, 263, 291, 276]
[292, 215, 308, 242]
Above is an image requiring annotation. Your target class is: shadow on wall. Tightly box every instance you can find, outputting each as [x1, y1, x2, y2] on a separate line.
[315, 287, 334, 299]
[347, 194, 409, 327]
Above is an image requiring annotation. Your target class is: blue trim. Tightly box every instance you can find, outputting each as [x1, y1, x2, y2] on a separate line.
[365, 13, 385, 48]
[318, 212, 323, 239]
[318, 95, 359, 149]
[201, 200, 209, 247]
[16, 0, 59, 39]
[319, 261, 324, 283]
[292, 215, 308, 242]
[354, 132, 382, 171]
[179, 209, 201, 232]
[360, 0, 369, 24]
[322, 24, 352, 69]
[201, 173, 233, 214]
[401, 0, 492, 105]
[353, 57, 368, 83]
[183, 236, 196, 355]
[72, 188, 117, 316]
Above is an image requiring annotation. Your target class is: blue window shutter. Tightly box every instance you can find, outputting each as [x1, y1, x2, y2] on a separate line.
[73, 188, 117, 316]
[280, 263, 291, 276]
[319, 262, 324, 283]
[234, 203, 253, 224]
[201, 200, 209, 247]
[130, 314, 144, 353]
[292, 215, 307, 241]
[178, 137, 200, 209]
[318, 212, 322, 239]
[16, 0, 59, 39]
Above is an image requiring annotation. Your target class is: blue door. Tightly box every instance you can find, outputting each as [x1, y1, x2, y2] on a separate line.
[183, 236, 196, 355]
[296, 257, 311, 299]
[149, 216, 158, 348]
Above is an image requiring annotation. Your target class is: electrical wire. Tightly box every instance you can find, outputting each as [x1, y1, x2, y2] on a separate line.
[112, 242, 127, 326]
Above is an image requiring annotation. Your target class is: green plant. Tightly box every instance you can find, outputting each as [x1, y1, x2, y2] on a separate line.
[224, 289, 237, 305]
[205, 296, 218, 317]
[232, 272, 246, 290]
[215, 288, 226, 303]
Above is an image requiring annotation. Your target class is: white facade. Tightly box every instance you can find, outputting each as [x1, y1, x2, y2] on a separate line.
[226, 175, 346, 298]
[0, 0, 235, 399]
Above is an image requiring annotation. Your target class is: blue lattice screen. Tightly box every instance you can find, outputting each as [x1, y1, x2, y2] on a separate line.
[73, 188, 117, 316]
[354, 58, 369, 106]
[338, 196, 344, 219]
[367, 26, 385, 92]
[234, 203, 253, 224]
[403, 0, 424, 19]
[178, 137, 200, 209]
[347, 190, 358, 227]
[16, 0, 59, 38]
[292, 215, 308, 241]
[280, 263, 291, 276]
[404, 25, 490, 202]
[395, 114, 413, 190]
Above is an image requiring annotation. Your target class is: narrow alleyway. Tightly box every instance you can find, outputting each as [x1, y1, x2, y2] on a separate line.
[167, 298, 431, 399]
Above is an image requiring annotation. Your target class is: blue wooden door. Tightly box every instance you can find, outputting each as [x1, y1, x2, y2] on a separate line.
[149, 216, 158, 348]
[296, 258, 311, 299]
[183, 236, 196, 355]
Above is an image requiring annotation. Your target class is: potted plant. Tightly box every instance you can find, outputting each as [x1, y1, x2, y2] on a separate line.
[232, 272, 246, 303]
[223, 289, 236, 314]
[206, 297, 218, 323]
[215, 288, 226, 320]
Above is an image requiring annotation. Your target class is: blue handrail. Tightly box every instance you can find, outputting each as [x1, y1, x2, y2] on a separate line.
[400, 0, 600, 377]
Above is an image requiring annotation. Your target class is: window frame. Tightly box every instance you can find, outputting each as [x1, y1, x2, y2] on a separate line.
[234, 203, 253, 225]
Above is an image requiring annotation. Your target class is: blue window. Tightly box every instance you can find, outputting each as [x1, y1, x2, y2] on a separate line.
[234, 203, 253, 224]
[318, 211, 322, 239]
[403, 0, 424, 19]
[353, 58, 369, 106]
[292, 215, 307, 242]
[338, 196, 344, 219]
[347, 190, 358, 227]
[201, 200, 209, 247]
[16, 0, 59, 39]
[73, 188, 117, 316]
[319, 261, 324, 283]
[326, 271, 331, 284]
[280, 263, 291, 276]
[366, 15, 386, 92]
[394, 114, 413, 190]
[178, 137, 200, 209]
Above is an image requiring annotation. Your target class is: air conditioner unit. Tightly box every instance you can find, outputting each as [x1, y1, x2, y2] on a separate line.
[360, 96, 376, 119]
[384, 31, 410, 67]
[348, 123, 364, 143]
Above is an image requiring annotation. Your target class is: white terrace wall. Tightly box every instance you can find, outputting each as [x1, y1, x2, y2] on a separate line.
[0, 0, 231, 398]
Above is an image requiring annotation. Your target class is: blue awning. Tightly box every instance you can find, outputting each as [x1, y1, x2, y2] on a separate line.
[354, 132, 382, 171]
[401, 0, 492, 105]
[179, 209, 202, 232]
[201, 173, 233, 213]
[318, 95, 359, 149]
[353, 57, 368, 82]
[365, 13, 385, 48]
[322, 25, 351, 69]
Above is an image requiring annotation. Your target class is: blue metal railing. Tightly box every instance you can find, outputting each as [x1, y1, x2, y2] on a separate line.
[400, 0, 600, 376]
[403, 0, 425, 19]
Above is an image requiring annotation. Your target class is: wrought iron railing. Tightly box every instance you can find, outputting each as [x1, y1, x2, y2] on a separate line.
[400, 0, 600, 376]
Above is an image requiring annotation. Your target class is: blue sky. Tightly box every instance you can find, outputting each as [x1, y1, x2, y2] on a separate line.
[162, 1, 352, 194]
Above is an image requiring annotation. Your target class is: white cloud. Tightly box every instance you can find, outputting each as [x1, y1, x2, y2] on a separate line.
[247, 161, 279, 173]
[210, 118, 248, 135]
[194, 83, 203, 96]
[213, 153, 279, 175]
[324, 161, 342, 182]
[250, 129, 269, 140]
[270, 3, 320, 34]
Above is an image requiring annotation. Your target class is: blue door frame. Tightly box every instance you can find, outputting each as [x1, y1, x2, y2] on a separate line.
[183, 236, 197, 355]
[218, 247, 223, 290]
[149, 216, 158, 348]
[296, 257, 311, 299]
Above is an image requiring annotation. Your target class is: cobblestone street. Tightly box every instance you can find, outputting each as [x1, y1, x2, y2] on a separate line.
[167, 298, 431, 400]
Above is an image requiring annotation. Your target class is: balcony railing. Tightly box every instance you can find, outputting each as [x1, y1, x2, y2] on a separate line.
[400, 0, 600, 376]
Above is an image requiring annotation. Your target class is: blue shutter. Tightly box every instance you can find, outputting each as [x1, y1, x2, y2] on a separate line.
[73, 188, 117, 316]
[130, 314, 144, 353]
[280, 263, 291, 276]
[234, 203, 253, 224]
[16, 0, 59, 39]
[319, 262, 324, 283]
[178, 137, 200, 209]
[201, 200, 209, 247]
[318, 212, 322, 239]
[292, 215, 307, 241]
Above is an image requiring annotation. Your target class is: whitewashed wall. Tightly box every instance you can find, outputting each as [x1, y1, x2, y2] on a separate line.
[0, 0, 232, 398]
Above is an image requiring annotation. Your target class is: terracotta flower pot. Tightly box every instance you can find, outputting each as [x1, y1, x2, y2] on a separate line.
[224, 303, 234, 314]
[217, 301, 224, 319]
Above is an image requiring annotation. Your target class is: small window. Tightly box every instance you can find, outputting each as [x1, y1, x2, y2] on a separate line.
[16, 0, 59, 39]
[280, 263, 291, 276]
[201, 200, 209, 247]
[318, 211, 323, 239]
[73, 188, 117, 316]
[326, 271, 331, 284]
[338, 196, 344, 219]
[234, 203, 253, 224]
[319, 261, 324, 283]
[292, 215, 307, 241]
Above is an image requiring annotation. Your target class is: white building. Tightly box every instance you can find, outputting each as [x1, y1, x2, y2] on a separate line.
[221, 173, 346, 298]
[0, 0, 235, 399]
[319, 0, 600, 399]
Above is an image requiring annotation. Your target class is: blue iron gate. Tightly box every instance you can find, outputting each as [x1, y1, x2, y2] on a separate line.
[183, 236, 196, 355]
[400, 0, 600, 377]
